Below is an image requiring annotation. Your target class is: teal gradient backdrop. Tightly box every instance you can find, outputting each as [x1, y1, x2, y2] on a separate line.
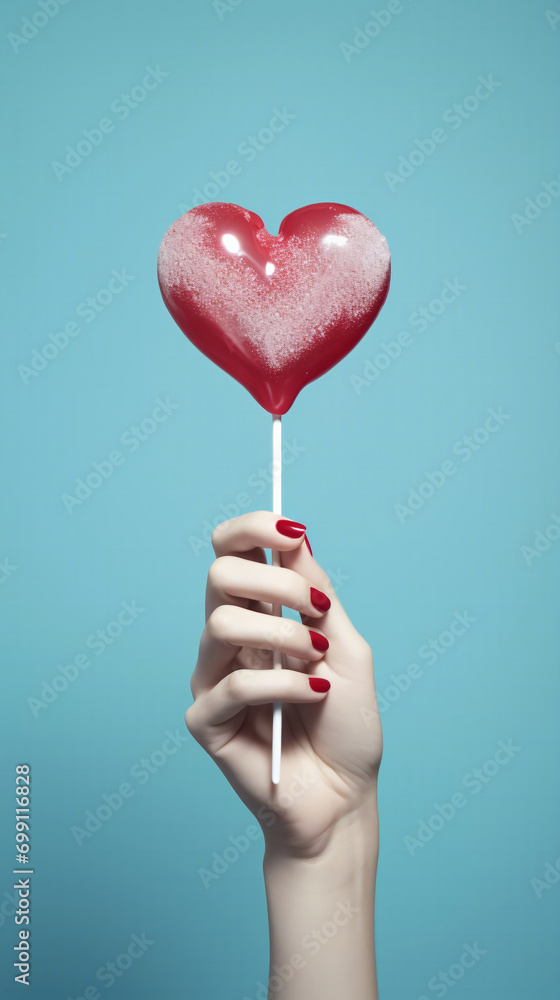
[1, 0, 559, 997]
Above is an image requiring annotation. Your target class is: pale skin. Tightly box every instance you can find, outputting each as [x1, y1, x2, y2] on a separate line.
[185, 511, 383, 999]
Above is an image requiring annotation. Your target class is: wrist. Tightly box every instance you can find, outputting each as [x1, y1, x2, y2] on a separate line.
[263, 788, 379, 892]
[262, 791, 379, 1000]
[263, 782, 379, 862]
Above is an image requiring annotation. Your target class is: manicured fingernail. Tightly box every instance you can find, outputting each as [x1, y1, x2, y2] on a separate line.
[310, 587, 331, 613]
[309, 630, 329, 652]
[276, 518, 306, 538]
[304, 534, 313, 555]
[309, 677, 330, 692]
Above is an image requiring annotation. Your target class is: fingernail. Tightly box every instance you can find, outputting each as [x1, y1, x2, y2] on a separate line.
[309, 630, 329, 652]
[309, 677, 330, 692]
[304, 534, 313, 556]
[310, 587, 331, 613]
[276, 518, 306, 538]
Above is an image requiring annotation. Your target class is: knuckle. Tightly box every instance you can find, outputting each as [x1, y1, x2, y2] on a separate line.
[207, 604, 236, 640]
[210, 520, 231, 550]
[184, 704, 200, 739]
[207, 555, 232, 591]
[226, 668, 250, 699]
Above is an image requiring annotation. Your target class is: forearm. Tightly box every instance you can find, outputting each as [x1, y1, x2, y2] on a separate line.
[263, 791, 380, 1000]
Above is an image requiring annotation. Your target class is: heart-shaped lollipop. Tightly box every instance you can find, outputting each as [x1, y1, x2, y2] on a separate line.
[157, 201, 391, 785]
[157, 202, 391, 413]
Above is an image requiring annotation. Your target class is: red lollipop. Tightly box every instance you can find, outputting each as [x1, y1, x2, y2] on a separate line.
[157, 202, 391, 414]
[157, 202, 391, 784]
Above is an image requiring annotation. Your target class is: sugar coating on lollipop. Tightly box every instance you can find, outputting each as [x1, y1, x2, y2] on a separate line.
[157, 209, 390, 370]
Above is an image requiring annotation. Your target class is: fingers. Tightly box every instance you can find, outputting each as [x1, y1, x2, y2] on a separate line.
[192, 605, 329, 695]
[186, 666, 331, 736]
[211, 510, 308, 558]
[209, 510, 351, 638]
[205, 555, 333, 620]
[201, 510, 373, 686]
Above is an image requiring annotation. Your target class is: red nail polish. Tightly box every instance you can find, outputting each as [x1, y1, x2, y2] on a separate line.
[310, 587, 331, 613]
[309, 630, 329, 652]
[276, 518, 306, 538]
[309, 677, 330, 692]
[304, 534, 313, 556]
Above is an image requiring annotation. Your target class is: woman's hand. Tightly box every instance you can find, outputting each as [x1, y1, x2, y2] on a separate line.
[185, 511, 382, 859]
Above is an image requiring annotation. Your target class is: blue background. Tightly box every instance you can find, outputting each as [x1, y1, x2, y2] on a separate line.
[1, 0, 559, 997]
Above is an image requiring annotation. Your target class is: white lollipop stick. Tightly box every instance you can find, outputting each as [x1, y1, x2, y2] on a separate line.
[271, 413, 283, 785]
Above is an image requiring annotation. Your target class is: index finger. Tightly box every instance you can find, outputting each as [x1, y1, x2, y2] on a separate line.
[211, 510, 308, 559]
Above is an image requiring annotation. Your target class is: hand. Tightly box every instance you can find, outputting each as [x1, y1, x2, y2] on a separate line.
[185, 511, 382, 858]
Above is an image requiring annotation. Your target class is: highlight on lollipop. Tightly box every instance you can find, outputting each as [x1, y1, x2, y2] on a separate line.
[157, 201, 391, 783]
